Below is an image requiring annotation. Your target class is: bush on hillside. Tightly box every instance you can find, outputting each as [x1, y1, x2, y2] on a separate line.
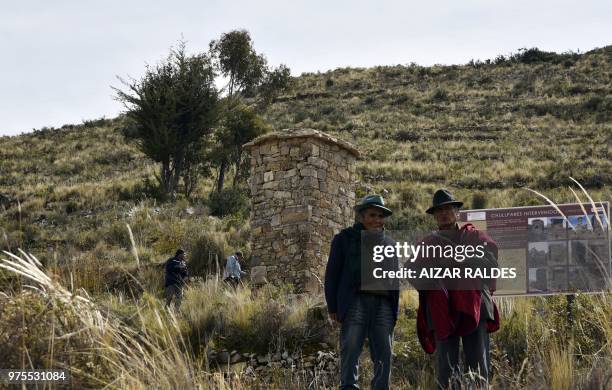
[208, 187, 249, 217]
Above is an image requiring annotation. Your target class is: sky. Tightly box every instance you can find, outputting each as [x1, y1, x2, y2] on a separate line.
[1, 0, 610, 136]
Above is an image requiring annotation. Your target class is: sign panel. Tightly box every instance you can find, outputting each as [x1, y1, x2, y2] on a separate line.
[459, 202, 610, 296]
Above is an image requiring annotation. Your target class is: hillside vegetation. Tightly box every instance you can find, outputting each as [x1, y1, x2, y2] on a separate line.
[0, 46, 610, 389]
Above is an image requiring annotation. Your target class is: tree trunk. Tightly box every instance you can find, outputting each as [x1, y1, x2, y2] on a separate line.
[160, 160, 172, 196]
[170, 153, 184, 200]
[217, 159, 227, 192]
[232, 149, 243, 188]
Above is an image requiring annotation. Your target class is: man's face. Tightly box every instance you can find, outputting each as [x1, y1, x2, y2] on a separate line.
[361, 206, 385, 230]
[433, 204, 458, 229]
[178, 253, 186, 261]
[236, 254, 243, 262]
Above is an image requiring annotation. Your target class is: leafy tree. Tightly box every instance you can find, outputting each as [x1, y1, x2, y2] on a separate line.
[209, 104, 270, 191]
[114, 43, 219, 198]
[210, 29, 267, 100]
[209, 30, 291, 191]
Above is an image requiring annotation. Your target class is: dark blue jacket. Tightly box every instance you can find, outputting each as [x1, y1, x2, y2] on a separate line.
[324, 223, 400, 324]
[165, 257, 188, 287]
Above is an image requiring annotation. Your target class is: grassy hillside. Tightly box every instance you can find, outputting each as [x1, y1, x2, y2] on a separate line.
[264, 46, 611, 227]
[0, 46, 610, 388]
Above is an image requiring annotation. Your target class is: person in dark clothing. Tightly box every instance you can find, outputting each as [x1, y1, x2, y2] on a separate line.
[324, 195, 400, 390]
[165, 249, 188, 307]
[410, 189, 500, 389]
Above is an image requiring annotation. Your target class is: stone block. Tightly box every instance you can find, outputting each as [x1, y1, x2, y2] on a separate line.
[282, 205, 312, 224]
[251, 265, 268, 285]
[262, 180, 279, 190]
[300, 167, 317, 178]
[284, 168, 298, 178]
[308, 156, 328, 169]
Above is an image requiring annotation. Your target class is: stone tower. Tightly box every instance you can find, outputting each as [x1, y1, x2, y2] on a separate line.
[243, 128, 359, 293]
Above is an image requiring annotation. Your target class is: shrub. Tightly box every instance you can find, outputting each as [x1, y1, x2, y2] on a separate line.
[471, 192, 487, 209]
[431, 87, 449, 102]
[394, 129, 421, 142]
[208, 187, 249, 217]
[153, 220, 187, 255]
[65, 200, 78, 214]
[104, 221, 132, 249]
[117, 177, 166, 202]
[508, 47, 579, 65]
[187, 231, 228, 276]
[181, 281, 328, 355]
[582, 95, 610, 112]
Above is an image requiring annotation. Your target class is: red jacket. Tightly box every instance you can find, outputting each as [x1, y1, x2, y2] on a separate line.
[414, 223, 501, 354]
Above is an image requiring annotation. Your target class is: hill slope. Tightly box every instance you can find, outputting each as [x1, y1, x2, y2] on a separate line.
[0, 46, 610, 265]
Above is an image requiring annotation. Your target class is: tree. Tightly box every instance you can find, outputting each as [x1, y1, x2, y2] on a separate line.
[114, 43, 219, 198]
[209, 30, 291, 192]
[209, 30, 267, 100]
[255, 64, 292, 108]
[209, 104, 270, 191]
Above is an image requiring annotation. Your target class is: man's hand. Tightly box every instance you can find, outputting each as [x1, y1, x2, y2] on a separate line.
[329, 312, 340, 324]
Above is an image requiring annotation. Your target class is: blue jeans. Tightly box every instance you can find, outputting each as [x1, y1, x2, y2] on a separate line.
[340, 293, 395, 390]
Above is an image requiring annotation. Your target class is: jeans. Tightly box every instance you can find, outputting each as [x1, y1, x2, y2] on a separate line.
[340, 293, 395, 390]
[435, 320, 490, 389]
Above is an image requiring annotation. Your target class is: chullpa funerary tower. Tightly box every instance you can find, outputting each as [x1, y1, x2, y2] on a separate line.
[243, 128, 359, 293]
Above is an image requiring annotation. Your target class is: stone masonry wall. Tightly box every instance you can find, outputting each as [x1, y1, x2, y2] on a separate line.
[243, 129, 359, 293]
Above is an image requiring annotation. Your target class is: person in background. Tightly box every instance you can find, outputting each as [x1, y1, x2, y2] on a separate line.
[224, 251, 247, 288]
[165, 249, 188, 308]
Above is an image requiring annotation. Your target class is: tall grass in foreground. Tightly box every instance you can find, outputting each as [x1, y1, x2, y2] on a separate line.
[0, 250, 331, 389]
[1, 249, 610, 389]
[0, 250, 228, 389]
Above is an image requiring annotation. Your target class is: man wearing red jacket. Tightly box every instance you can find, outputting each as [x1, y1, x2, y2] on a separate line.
[411, 189, 500, 389]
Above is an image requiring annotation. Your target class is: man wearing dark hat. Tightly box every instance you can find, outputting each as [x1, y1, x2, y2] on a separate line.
[165, 249, 189, 307]
[324, 195, 400, 390]
[411, 189, 500, 389]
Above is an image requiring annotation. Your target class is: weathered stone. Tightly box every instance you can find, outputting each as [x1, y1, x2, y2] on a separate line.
[273, 191, 292, 199]
[216, 350, 230, 364]
[300, 167, 317, 177]
[312, 144, 320, 156]
[282, 205, 312, 224]
[250, 266, 268, 285]
[289, 147, 300, 157]
[230, 351, 243, 364]
[262, 180, 279, 190]
[257, 354, 270, 364]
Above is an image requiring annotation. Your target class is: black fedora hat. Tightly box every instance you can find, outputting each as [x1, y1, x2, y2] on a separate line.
[354, 194, 393, 217]
[426, 189, 463, 214]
